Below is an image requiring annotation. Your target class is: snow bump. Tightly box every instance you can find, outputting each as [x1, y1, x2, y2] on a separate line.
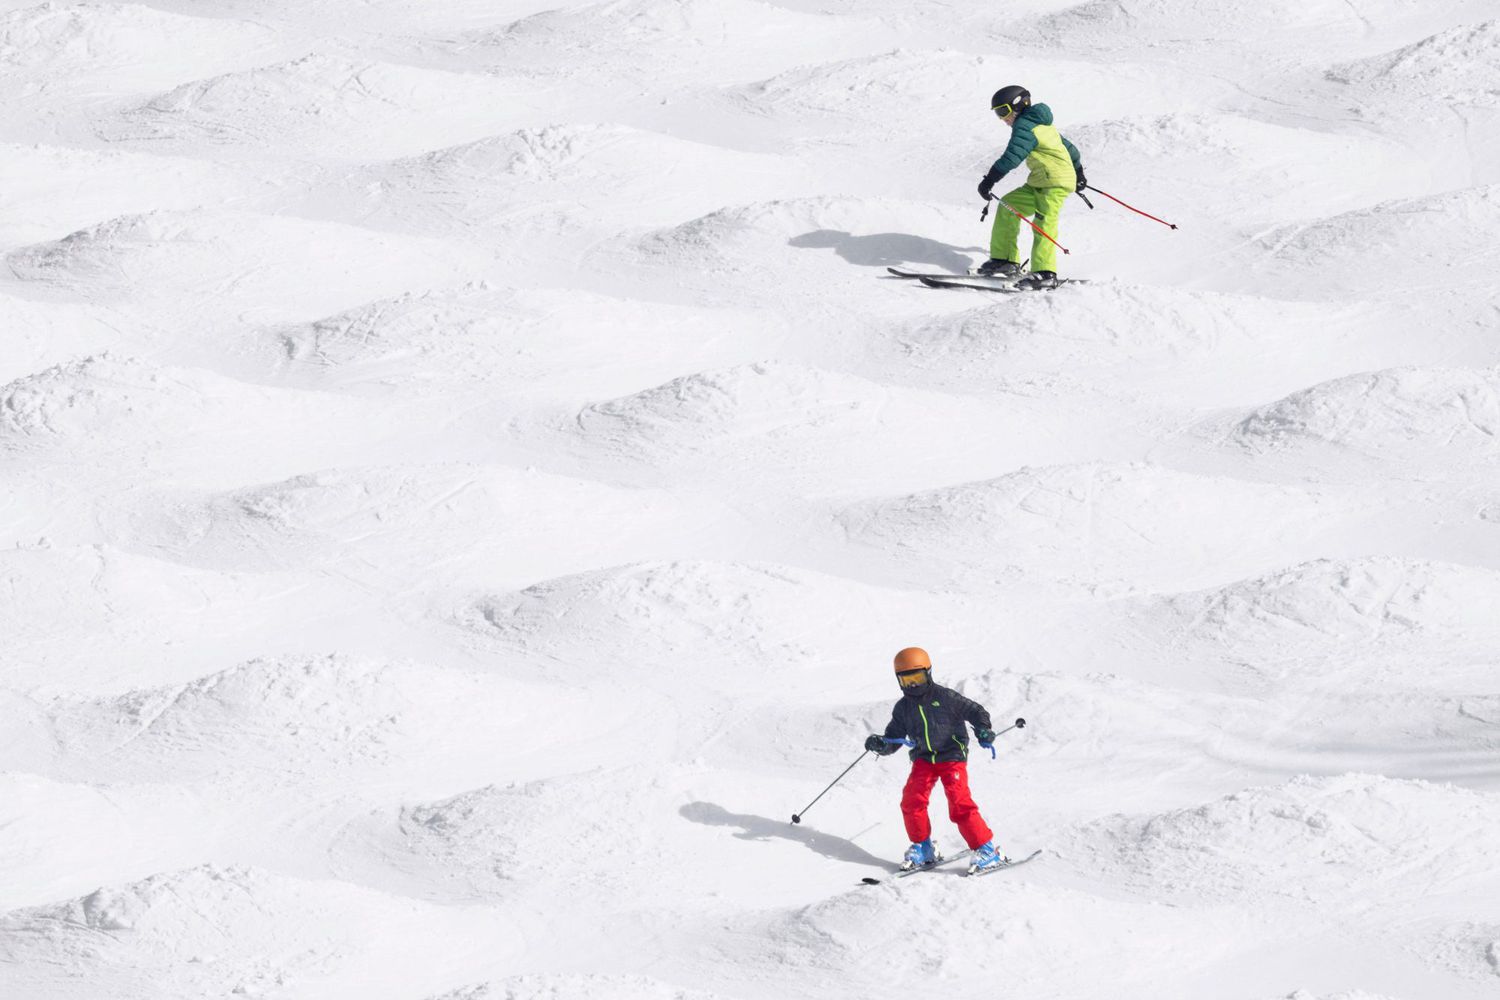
[457, 560, 952, 683]
[1252, 185, 1500, 295]
[1033, 0, 1434, 50]
[110, 464, 702, 586]
[331, 769, 673, 901]
[576, 362, 884, 456]
[1171, 557, 1499, 654]
[0, 355, 372, 476]
[0, 2, 273, 83]
[0, 865, 516, 999]
[4, 209, 480, 319]
[839, 462, 1344, 590]
[1329, 19, 1500, 96]
[631, 196, 957, 275]
[474, 0, 874, 83]
[42, 654, 519, 785]
[1068, 774, 1500, 905]
[1231, 365, 1500, 478]
[98, 54, 541, 159]
[304, 124, 797, 239]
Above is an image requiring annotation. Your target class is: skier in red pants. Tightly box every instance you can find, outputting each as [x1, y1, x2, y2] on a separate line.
[864, 647, 1008, 873]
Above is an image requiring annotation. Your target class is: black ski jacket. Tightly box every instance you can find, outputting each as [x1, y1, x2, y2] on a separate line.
[882, 683, 993, 764]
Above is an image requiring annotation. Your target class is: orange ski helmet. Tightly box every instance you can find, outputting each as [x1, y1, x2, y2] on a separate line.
[893, 647, 931, 672]
[893, 647, 933, 695]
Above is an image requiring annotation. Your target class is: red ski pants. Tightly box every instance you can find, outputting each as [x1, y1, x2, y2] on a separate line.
[900, 759, 993, 849]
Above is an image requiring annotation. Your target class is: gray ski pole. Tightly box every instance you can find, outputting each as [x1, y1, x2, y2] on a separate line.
[994, 717, 1026, 737]
[791, 750, 869, 824]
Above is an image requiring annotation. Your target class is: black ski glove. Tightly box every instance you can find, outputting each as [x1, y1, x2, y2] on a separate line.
[975, 728, 997, 746]
[978, 170, 1001, 201]
[864, 734, 899, 755]
[1075, 166, 1088, 193]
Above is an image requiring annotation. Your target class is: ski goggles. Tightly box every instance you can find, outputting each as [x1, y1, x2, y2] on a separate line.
[896, 667, 931, 689]
[992, 102, 1018, 118]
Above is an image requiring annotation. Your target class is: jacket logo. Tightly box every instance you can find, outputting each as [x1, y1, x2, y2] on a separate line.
[931, 700, 940, 706]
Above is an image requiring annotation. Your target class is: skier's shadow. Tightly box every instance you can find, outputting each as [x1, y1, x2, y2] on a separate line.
[680, 801, 891, 871]
[788, 229, 979, 271]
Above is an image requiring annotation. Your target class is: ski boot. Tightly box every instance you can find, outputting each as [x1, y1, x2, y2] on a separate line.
[968, 840, 1009, 875]
[900, 839, 939, 871]
[974, 258, 1022, 278]
[1015, 270, 1058, 291]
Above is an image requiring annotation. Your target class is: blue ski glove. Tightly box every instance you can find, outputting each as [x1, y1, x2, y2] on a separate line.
[975, 728, 996, 745]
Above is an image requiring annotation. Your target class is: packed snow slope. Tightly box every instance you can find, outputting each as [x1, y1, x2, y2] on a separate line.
[2, 1, 1498, 998]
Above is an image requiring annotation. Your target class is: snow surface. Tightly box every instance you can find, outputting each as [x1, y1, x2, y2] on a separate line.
[2, 0, 1498, 998]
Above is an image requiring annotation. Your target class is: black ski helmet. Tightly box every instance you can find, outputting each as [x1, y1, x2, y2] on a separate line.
[991, 85, 1031, 118]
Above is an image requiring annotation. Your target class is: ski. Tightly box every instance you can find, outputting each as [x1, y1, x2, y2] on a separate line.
[919, 275, 1021, 291]
[966, 848, 1043, 876]
[893, 849, 974, 878]
[885, 266, 972, 279]
[917, 275, 1083, 293]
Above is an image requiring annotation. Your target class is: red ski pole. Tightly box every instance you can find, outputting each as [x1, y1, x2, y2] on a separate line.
[981, 197, 1070, 255]
[1086, 186, 1178, 230]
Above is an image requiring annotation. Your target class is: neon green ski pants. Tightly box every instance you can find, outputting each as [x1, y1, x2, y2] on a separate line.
[990, 184, 1071, 274]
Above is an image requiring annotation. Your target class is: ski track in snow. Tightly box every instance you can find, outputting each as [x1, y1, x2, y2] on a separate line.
[2, 0, 1499, 998]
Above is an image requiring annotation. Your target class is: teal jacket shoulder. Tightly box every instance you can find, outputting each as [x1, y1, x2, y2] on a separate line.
[987, 103, 1084, 180]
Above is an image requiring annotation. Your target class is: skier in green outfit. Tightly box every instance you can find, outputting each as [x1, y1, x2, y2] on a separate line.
[975, 85, 1086, 290]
